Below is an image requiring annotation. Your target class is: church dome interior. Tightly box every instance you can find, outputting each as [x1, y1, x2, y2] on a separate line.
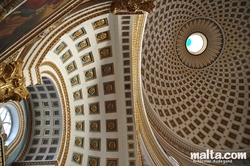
[0, 0, 249, 166]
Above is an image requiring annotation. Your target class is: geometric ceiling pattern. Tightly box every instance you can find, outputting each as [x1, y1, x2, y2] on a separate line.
[39, 13, 138, 166]
[1, 0, 250, 166]
[176, 17, 224, 69]
[0, 0, 147, 164]
[16, 77, 63, 164]
[142, 0, 250, 151]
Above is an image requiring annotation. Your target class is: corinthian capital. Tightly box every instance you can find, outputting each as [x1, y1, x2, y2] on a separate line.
[0, 60, 30, 102]
[110, 0, 155, 14]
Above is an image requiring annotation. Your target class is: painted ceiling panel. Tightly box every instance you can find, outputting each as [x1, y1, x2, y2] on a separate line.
[0, 0, 71, 53]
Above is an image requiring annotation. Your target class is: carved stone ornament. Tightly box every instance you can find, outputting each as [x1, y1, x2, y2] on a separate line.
[73, 155, 80, 162]
[89, 159, 97, 166]
[90, 105, 97, 112]
[91, 123, 98, 130]
[97, 33, 107, 40]
[95, 19, 105, 27]
[75, 107, 81, 113]
[82, 55, 90, 62]
[74, 92, 80, 98]
[88, 88, 95, 95]
[67, 64, 74, 70]
[0, 60, 30, 102]
[91, 141, 98, 148]
[76, 123, 82, 129]
[108, 161, 117, 166]
[108, 142, 116, 149]
[75, 139, 82, 145]
[78, 41, 86, 48]
[103, 66, 111, 73]
[74, 30, 81, 37]
[110, 0, 155, 14]
[85, 71, 93, 78]
[63, 53, 69, 59]
[71, 78, 77, 84]
[107, 103, 115, 110]
[101, 48, 109, 56]
[105, 84, 113, 91]
[57, 45, 63, 51]
[108, 122, 115, 130]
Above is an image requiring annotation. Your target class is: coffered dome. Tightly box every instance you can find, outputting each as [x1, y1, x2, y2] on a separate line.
[0, 0, 249, 165]
[141, 0, 250, 152]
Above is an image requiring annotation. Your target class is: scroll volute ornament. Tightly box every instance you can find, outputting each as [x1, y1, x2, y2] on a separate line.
[110, 0, 155, 14]
[0, 60, 30, 102]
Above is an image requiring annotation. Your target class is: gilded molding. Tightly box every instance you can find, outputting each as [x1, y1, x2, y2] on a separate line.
[131, 13, 173, 165]
[13, 160, 57, 166]
[131, 14, 143, 166]
[16, 99, 32, 161]
[0, 135, 6, 165]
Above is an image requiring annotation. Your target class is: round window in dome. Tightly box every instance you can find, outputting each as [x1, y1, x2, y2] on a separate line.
[186, 33, 207, 55]
[0, 107, 12, 138]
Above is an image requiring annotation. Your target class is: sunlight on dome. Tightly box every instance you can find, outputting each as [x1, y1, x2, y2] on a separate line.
[186, 33, 207, 55]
